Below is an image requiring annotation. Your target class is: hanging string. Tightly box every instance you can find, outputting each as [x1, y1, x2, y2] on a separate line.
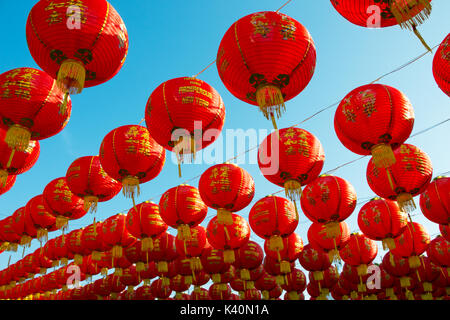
[192, 59, 217, 78]
[276, 0, 293, 13]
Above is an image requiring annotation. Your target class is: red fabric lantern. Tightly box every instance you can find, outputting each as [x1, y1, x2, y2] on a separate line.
[441, 224, 450, 242]
[298, 243, 332, 282]
[281, 268, 307, 300]
[150, 232, 179, 274]
[102, 213, 136, 260]
[66, 155, 122, 212]
[358, 197, 408, 250]
[254, 271, 279, 300]
[391, 222, 430, 269]
[0, 175, 16, 196]
[190, 287, 210, 301]
[216, 11, 316, 127]
[0, 67, 71, 151]
[145, 77, 225, 175]
[382, 251, 411, 280]
[126, 201, 168, 253]
[334, 83, 414, 168]
[209, 283, 231, 300]
[426, 236, 450, 271]
[206, 213, 251, 263]
[80, 220, 109, 261]
[25, 195, 58, 243]
[158, 185, 208, 240]
[258, 128, 325, 201]
[119, 265, 141, 293]
[26, 0, 128, 99]
[135, 285, 154, 300]
[433, 33, 450, 97]
[99, 125, 165, 199]
[199, 247, 230, 283]
[339, 233, 378, 276]
[307, 221, 351, 262]
[249, 195, 298, 252]
[198, 163, 255, 225]
[413, 256, 441, 298]
[175, 225, 207, 274]
[330, 0, 433, 51]
[308, 266, 340, 295]
[234, 241, 264, 281]
[150, 278, 172, 300]
[419, 176, 450, 225]
[11, 206, 36, 247]
[366, 143, 433, 213]
[262, 256, 295, 285]
[300, 174, 357, 236]
[264, 232, 303, 274]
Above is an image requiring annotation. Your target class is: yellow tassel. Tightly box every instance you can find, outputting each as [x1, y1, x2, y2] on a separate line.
[173, 135, 196, 166]
[5, 125, 32, 153]
[382, 238, 396, 250]
[350, 291, 358, 300]
[328, 249, 340, 263]
[284, 180, 302, 201]
[143, 279, 150, 286]
[397, 193, 416, 213]
[0, 170, 8, 188]
[412, 25, 432, 52]
[122, 176, 140, 199]
[74, 254, 83, 265]
[91, 251, 102, 261]
[57, 59, 86, 94]
[270, 113, 278, 130]
[157, 261, 168, 273]
[313, 271, 324, 281]
[275, 275, 285, 286]
[37, 229, 48, 244]
[421, 292, 433, 300]
[20, 235, 32, 247]
[288, 291, 299, 300]
[190, 256, 202, 272]
[386, 288, 394, 297]
[389, 0, 432, 29]
[408, 255, 421, 269]
[280, 261, 291, 274]
[101, 268, 108, 276]
[112, 245, 123, 259]
[406, 290, 415, 300]
[371, 144, 396, 168]
[324, 221, 341, 238]
[423, 282, 432, 292]
[255, 85, 286, 122]
[223, 249, 235, 263]
[161, 277, 170, 287]
[400, 277, 411, 287]
[246, 281, 255, 290]
[217, 209, 233, 225]
[114, 268, 123, 276]
[262, 290, 269, 300]
[55, 216, 69, 231]
[84, 195, 99, 213]
[141, 237, 154, 252]
[127, 286, 134, 294]
[39, 268, 47, 275]
[184, 275, 193, 285]
[211, 274, 222, 284]
[358, 283, 367, 293]
[60, 257, 68, 266]
[240, 269, 250, 281]
[268, 235, 284, 251]
[136, 262, 146, 272]
[357, 264, 368, 276]
[177, 224, 192, 241]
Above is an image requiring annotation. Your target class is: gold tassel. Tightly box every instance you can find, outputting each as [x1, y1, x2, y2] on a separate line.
[74, 254, 83, 265]
[270, 112, 278, 130]
[358, 283, 367, 293]
[112, 245, 123, 259]
[328, 249, 340, 263]
[174, 135, 196, 168]
[122, 176, 140, 199]
[101, 268, 108, 276]
[161, 277, 170, 287]
[268, 235, 284, 251]
[284, 180, 302, 201]
[157, 261, 168, 273]
[141, 237, 154, 252]
[313, 271, 324, 281]
[114, 268, 123, 276]
[408, 255, 421, 269]
[240, 269, 250, 281]
[382, 238, 396, 250]
[91, 251, 102, 261]
[262, 290, 269, 300]
[136, 262, 146, 272]
[184, 275, 193, 285]
[246, 281, 255, 290]
[280, 261, 291, 274]
[127, 286, 134, 294]
[211, 274, 221, 284]
[37, 228, 48, 244]
[389, 0, 432, 29]
[275, 275, 285, 286]
[357, 264, 368, 276]
[255, 85, 286, 122]
[5, 125, 31, 152]
[0, 170, 8, 188]
[60, 91, 70, 115]
[412, 25, 432, 52]
[400, 276, 411, 287]
[55, 216, 69, 231]
[60, 257, 68, 265]
[20, 235, 32, 247]
[57, 59, 86, 94]
[84, 195, 99, 213]
[177, 224, 192, 241]
[423, 282, 432, 292]
[288, 291, 299, 300]
[190, 256, 202, 272]
[421, 292, 433, 300]
[371, 144, 396, 168]
[223, 249, 235, 263]
[397, 193, 416, 213]
[217, 209, 233, 225]
[350, 291, 358, 300]
[386, 288, 394, 297]
[324, 221, 341, 238]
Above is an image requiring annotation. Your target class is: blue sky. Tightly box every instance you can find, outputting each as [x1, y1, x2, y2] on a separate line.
[0, 0, 449, 294]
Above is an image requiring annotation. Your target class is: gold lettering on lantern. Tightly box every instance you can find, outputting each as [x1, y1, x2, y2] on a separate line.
[251, 13, 270, 37]
[45, 1, 88, 25]
[14, 89, 31, 100]
[208, 166, 232, 194]
[280, 16, 296, 40]
[178, 86, 213, 99]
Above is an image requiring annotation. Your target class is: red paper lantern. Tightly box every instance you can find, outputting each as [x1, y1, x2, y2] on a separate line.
[216, 11, 316, 127]
[357, 197, 408, 250]
[330, 0, 433, 51]
[0, 67, 71, 151]
[158, 185, 208, 240]
[150, 278, 172, 300]
[80, 220, 109, 262]
[264, 232, 304, 274]
[198, 163, 255, 225]
[206, 213, 251, 264]
[145, 77, 225, 175]
[25, 194, 57, 242]
[281, 268, 307, 300]
[307, 221, 351, 262]
[426, 236, 450, 271]
[298, 243, 332, 282]
[175, 225, 207, 274]
[391, 222, 430, 269]
[234, 241, 264, 281]
[308, 266, 340, 295]
[135, 285, 154, 301]
[433, 33, 450, 97]
[300, 174, 357, 236]
[190, 287, 210, 300]
[11, 206, 36, 247]
[208, 283, 231, 300]
[102, 214, 136, 260]
[419, 176, 450, 225]
[254, 272, 280, 300]
[99, 125, 165, 199]
[199, 247, 230, 283]
[26, 0, 128, 99]
[258, 127, 325, 201]
[339, 233, 378, 276]
[366, 143, 433, 213]
[66, 155, 122, 212]
[150, 232, 179, 274]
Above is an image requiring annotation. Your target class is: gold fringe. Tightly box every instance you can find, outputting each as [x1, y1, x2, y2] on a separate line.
[328, 249, 340, 263]
[357, 264, 368, 276]
[313, 271, 324, 281]
[324, 221, 341, 238]
[55, 216, 69, 231]
[423, 282, 432, 292]
[400, 276, 411, 287]
[275, 275, 285, 286]
[157, 261, 168, 273]
[91, 251, 102, 261]
[217, 209, 233, 225]
[280, 261, 291, 274]
[371, 144, 396, 168]
[141, 237, 154, 252]
[284, 180, 302, 201]
[0, 170, 8, 188]
[262, 290, 269, 300]
[173, 135, 196, 165]
[84, 195, 99, 213]
[37, 229, 48, 244]
[57, 59, 86, 94]
[211, 274, 221, 284]
[20, 235, 32, 247]
[240, 269, 250, 281]
[412, 25, 432, 52]
[382, 238, 396, 250]
[74, 254, 83, 265]
[190, 256, 202, 272]
[122, 176, 140, 199]
[386, 288, 394, 297]
[390, 0, 432, 30]
[5, 125, 31, 152]
[114, 268, 123, 276]
[112, 245, 123, 259]
[223, 249, 235, 263]
[268, 235, 284, 251]
[255, 85, 286, 121]
[408, 255, 421, 269]
[177, 224, 192, 241]
[288, 291, 299, 300]
[136, 262, 146, 272]
[397, 193, 416, 213]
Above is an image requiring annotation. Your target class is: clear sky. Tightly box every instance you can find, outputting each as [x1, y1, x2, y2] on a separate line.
[0, 0, 449, 295]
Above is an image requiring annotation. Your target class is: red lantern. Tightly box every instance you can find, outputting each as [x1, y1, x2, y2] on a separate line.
[234, 241, 264, 281]
[433, 33, 450, 97]
[208, 283, 231, 300]
[366, 143, 433, 213]
[298, 243, 332, 282]
[0, 67, 71, 151]
[43, 177, 87, 230]
[307, 221, 351, 262]
[80, 220, 109, 261]
[339, 233, 378, 276]
[119, 265, 141, 293]
[391, 222, 430, 268]
[426, 236, 450, 271]
[175, 225, 207, 274]
[262, 256, 295, 286]
[258, 128, 325, 200]
[198, 163, 255, 225]
[441, 224, 450, 242]
[419, 176, 450, 225]
[145, 77, 225, 176]
[102, 214, 136, 260]
[255, 271, 280, 300]
[206, 213, 251, 263]
[281, 268, 307, 300]
[358, 197, 408, 250]
[413, 256, 441, 299]
[99, 125, 165, 200]
[190, 287, 210, 301]
[26, 0, 128, 101]
[25, 195, 57, 243]
[66, 155, 122, 212]
[11, 206, 36, 247]
[264, 232, 304, 274]
[216, 11, 316, 127]
[135, 285, 154, 300]
[199, 247, 230, 283]
[300, 174, 357, 236]
[150, 278, 172, 300]
[150, 232, 179, 274]
[308, 266, 340, 296]
[158, 185, 207, 240]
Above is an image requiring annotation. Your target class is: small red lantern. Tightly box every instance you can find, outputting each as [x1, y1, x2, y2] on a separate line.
[199, 247, 230, 283]
[281, 268, 307, 300]
[339, 233, 378, 276]
[150, 232, 179, 274]
[234, 241, 264, 281]
[11, 206, 36, 247]
[258, 128, 325, 201]
[102, 214, 136, 260]
[80, 220, 109, 262]
[426, 236, 450, 272]
[298, 243, 332, 282]
[216, 11, 316, 127]
[307, 221, 351, 262]
[208, 283, 231, 300]
[198, 163, 255, 225]
[264, 232, 304, 274]
[366, 143, 433, 213]
[175, 225, 207, 274]
[150, 278, 172, 300]
[419, 176, 450, 225]
[25, 194, 57, 243]
[432, 33, 450, 96]
[391, 222, 430, 269]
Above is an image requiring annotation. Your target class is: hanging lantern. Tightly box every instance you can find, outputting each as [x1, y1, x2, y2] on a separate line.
[66, 155, 122, 213]
[391, 222, 430, 269]
[248, 196, 298, 252]
[26, 0, 129, 104]
[330, 0, 433, 51]
[339, 233, 378, 276]
[43, 177, 87, 231]
[99, 125, 165, 201]
[307, 221, 351, 262]
[281, 268, 307, 300]
[308, 266, 340, 297]
[11, 207, 36, 247]
[150, 278, 172, 300]
[258, 127, 325, 201]
[411, 256, 441, 299]
[341, 262, 375, 295]
[158, 185, 208, 241]
[433, 33, 450, 97]
[216, 11, 316, 128]
[254, 271, 280, 300]
[175, 225, 207, 274]
[298, 243, 332, 282]
[149, 232, 179, 274]
[366, 143, 433, 213]
[199, 247, 231, 284]
[119, 265, 141, 294]
[426, 236, 450, 273]
[357, 197, 409, 250]
[102, 214, 136, 260]
[262, 255, 295, 286]
[198, 163, 255, 225]
[263, 232, 304, 274]
[234, 241, 264, 282]
[206, 213, 250, 264]
[80, 220, 109, 261]
[135, 285, 155, 301]
[145, 77, 225, 176]
[419, 176, 450, 225]
[300, 174, 357, 236]
[208, 283, 232, 300]
[0, 67, 71, 151]
[54, 233, 75, 265]
[190, 287, 210, 301]
[25, 195, 57, 243]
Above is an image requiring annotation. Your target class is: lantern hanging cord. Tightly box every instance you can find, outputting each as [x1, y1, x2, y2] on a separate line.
[276, 0, 294, 13]
[192, 59, 217, 78]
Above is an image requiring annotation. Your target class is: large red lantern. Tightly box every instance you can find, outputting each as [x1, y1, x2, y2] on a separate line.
[307, 221, 351, 262]
[357, 197, 408, 250]
[198, 163, 255, 225]
[26, 0, 128, 102]
[258, 127, 325, 201]
[99, 125, 165, 200]
[433, 33, 450, 97]
[216, 11, 316, 127]
[102, 214, 136, 259]
[206, 213, 251, 263]
[339, 233, 378, 276]
[158, 185, 208, 240]
[145, 77, 225, 176]
[391, 222, 430, 269]
[330, 0, 433, 51]
[366, 143, 433, 213]
[419, 176, 450, 226]
[0, 67, 71, 151]
[25, 195, 57, 242]
[300, 174, 357, 236]
[66, 155, 122, 212]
